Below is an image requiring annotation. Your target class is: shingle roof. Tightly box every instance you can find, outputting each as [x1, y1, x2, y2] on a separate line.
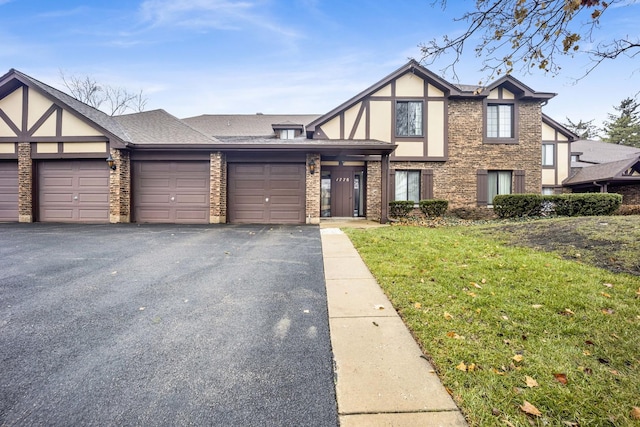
[114, 109, 219, 144]
[183, 114, 320, 137]
[3, 68, 132, 144]
[571, 139, 640, 165]
[564, 155, 640, 185]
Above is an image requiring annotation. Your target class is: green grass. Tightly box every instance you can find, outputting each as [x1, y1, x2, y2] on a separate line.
[345, 221, 640, 426]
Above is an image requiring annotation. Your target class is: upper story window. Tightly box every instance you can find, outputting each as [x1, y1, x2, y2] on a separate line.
[542, 143, 554, 166]
[280, 129, 296, 139]
[487, 104, 514, 138]
[571, 154, 579, 162]
[395, 170, 420, 202]
[396, 101, 423, 136]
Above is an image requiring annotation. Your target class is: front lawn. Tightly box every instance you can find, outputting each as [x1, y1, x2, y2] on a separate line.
[345, 219, 640, 426]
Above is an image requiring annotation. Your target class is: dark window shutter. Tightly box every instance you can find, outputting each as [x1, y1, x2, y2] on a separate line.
[389, 170, 396, 201]
[514, 170, 525, 193]
[477, 169, 488, 206]
[421, 169, 433, 200]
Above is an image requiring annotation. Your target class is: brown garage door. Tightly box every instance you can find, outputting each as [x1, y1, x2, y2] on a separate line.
[38, 160, 110, 222]
[228, 163, 305, 224]
[0, 161, 19, 222]
[133, 161, 210, 224]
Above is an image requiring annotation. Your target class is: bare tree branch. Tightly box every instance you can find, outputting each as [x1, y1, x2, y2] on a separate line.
[59, 70, 148, 116]
[420, 0, 637, 83]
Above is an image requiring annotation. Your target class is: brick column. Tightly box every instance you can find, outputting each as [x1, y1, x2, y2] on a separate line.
[18, 142, 33, 223]
[366, 160, 381, 222]
[305, 153, 321, 224]
[109, 148, 131, 223]
[210, 152, 227, 223]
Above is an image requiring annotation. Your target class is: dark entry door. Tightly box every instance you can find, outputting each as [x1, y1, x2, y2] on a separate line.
[331, 168, 353, 217]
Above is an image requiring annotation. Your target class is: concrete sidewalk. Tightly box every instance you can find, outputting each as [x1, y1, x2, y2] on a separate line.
[321, 228, 468, 427]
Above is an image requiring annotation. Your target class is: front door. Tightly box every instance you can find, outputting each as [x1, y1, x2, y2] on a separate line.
[321, 165, 365, 218]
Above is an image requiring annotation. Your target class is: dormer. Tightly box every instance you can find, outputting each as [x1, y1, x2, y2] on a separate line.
[272, 121, 304, 139]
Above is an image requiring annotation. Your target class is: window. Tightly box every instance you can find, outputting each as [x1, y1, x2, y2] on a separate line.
[542, 144, 554, 166]
[487, 171, 512, 205]
[396, 101, 423, 136]
[395, 170, 420, 202]
[280, 129, 295, 139]
[542, 187, 555, 195]
[571, 154, 579, 162]
[487, 104, 513, 138]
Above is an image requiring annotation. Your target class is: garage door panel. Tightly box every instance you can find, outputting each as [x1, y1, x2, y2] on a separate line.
[228, 163, 305, 224]
[0, 161, 18, 222]
[133, 161, 209, 224]
[39, 160, 109, 222]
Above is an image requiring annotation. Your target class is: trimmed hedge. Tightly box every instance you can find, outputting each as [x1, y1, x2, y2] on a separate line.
[493, 193, 623, 218]
[419, 199, 448, 217]
[493, 194, 544, 218]
[389, 200, 415, 218]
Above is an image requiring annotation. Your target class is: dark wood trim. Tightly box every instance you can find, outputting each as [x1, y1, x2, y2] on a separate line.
[22, 86, 28, 133]
[226, 152, 306, 163]
[349, 101, 367, 140]
[0, 153, 18, 159]
[389, 169, 396, 200]
[477, 169, 488, 206]
[31, 152, 108, 160]
[28, 136, 109, 142]
[339, 112, 345, 139]
[0, 109, 21, 136]
[421, 169, 434, 199]
[380, 153, 389, 223]
[56, 107, 62, 137]
[392, 155, 448, 162]
[130, 151, 211, 161]
[514, 170, 526, 193]
[365, 99, 370, 140]
[27, 104, 57, 136]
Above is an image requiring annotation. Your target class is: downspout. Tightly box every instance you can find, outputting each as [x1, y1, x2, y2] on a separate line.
[593, 181, 609, 193]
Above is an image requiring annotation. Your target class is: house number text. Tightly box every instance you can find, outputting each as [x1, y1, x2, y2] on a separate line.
[336, 177, 350, 182]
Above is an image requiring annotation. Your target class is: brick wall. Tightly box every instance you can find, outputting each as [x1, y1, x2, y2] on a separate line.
[17, 142, 32, 222]
[610, 184, 640, 204]
[393, 99, 543, 208]
[109, 148, 130, 223]
[306, 153, 320, 224]
[210, 152, 227, 223]
[366, 161, 381, 221]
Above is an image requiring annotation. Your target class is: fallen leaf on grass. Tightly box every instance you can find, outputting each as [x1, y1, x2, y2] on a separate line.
[456, 362, 467, 371]
[443, 312, 453, 320]
[553, 373, 568, 385]
[520, 401, 542, 417]
[502, 419, 516, 427]
[531, 304, 543, 309]
[525, 376, 539, 387]
[561, 308, 575, 316]
[631, 407, 640, 420]
[471, 282, 482, 289]
[446, 331, 465, 340]
[414, 302, 422, 309]
[601, 292, 611, 298]
[513, 354, 524, 363]
[481, 278, 487, 284]
[603, 283, 613, 288]
[601, 308, 615, 315]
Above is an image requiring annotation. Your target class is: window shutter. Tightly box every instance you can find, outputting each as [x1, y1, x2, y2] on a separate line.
[421, 169, 433, 200]
[514, 170, 525, 193]
[389, 170, 396, 201]
[477, 170, 488, 206]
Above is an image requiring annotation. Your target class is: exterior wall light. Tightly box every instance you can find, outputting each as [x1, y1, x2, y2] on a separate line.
[106, 153, 117, 171]
[308, 158, 316, 175]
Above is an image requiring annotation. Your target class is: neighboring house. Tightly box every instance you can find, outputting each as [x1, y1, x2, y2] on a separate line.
[564, 140, 640, 204]
[0, 61, 577, 224]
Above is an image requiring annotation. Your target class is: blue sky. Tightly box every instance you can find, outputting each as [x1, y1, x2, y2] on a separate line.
[1, 0, 638, 133]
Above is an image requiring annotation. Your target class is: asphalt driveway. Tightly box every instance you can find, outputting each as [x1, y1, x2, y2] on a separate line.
[0, 224, 338, 426]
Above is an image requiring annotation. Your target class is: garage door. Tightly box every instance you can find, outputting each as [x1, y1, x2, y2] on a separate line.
[133, 161, 210, 224]
[228, 163, 305, 224]
[38, 160, 110, 222]
[0, 161, 19, 222]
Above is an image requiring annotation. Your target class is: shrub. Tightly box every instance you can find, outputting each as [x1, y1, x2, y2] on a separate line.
[613, 204, 640, 215]
[389, 200, 414, 218]
[419, 199, 448, 217]
[493, 194, 544, 218]
[550, 193, 622, 216]
[493, 193, 623, 218]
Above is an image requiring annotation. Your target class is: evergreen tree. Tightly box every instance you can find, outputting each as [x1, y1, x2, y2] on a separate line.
[602, 98, 640, 148]
[564, 117, 599, 140]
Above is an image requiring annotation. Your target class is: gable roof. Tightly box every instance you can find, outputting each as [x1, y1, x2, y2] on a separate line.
[542, 113, 579, 141]
[114, 109, 219, 145]
[564, 155, 640, 186]
[571, 140, 640, 165]
[183, 114, 320, 137]
[0, 68, 132, 146]
[307, 60, 556, 133]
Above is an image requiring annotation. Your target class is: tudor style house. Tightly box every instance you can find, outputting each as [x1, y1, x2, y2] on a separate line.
[0, 61, 584, 225]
